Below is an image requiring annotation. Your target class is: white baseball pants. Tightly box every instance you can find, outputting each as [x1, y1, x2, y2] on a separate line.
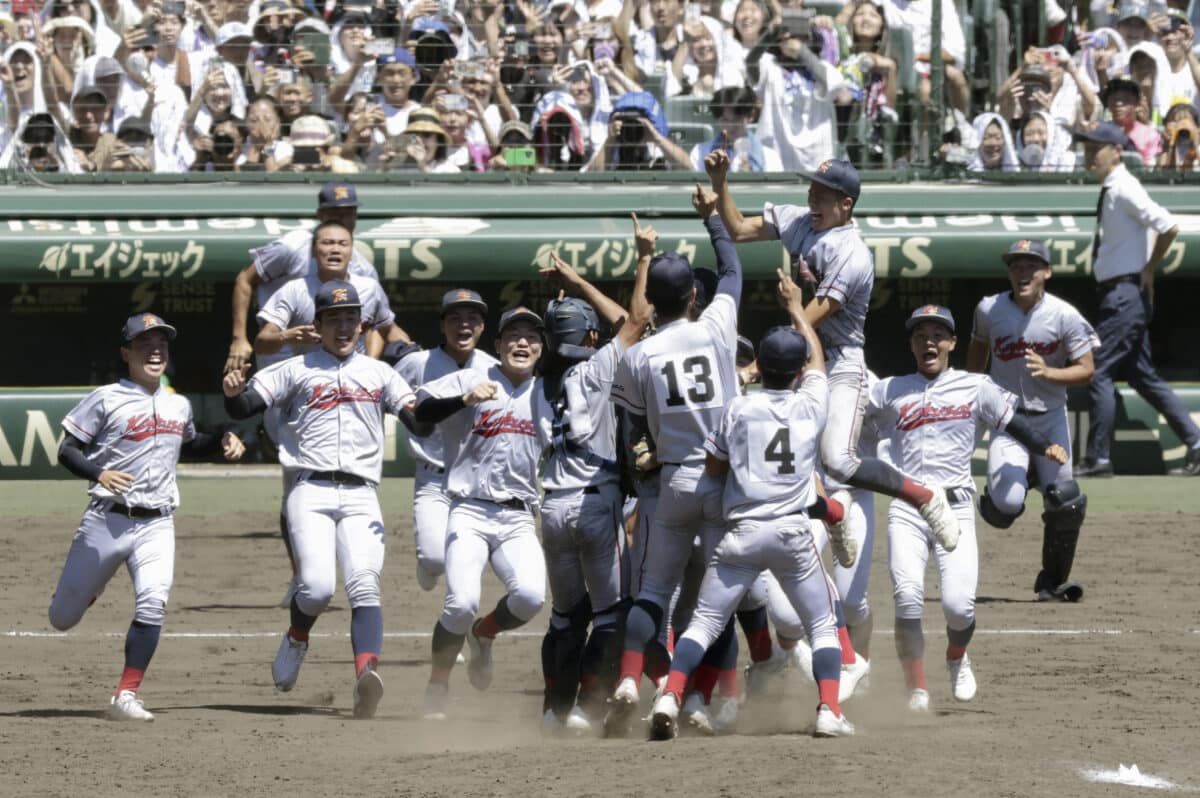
[413, 463, 451, 587]
[540, 483, 625, 614]
[887, 498, 978, 631]
[987, 406, 1074, 515]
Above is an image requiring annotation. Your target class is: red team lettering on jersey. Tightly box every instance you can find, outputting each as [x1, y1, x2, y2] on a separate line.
[472, 409, 537, 438]
[992, 335, 1060, 362]
[896, 401, 974, 431]
[122, 414, 189, 441]
[306, 383, 384, 410]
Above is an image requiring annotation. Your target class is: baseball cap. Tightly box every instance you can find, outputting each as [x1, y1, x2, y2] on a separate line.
[440, 288, 488, 317]
[646, 252, 694, 304]
[92, 56, 125, 79]
[377, 47, 417, 68]
[1001, 239, 1051, 266]
[905, 304, 956, 334]
[805, 158, 861, 200]
[692, 267, 719, 313]
[757, 326, 809, 374]
[117, 117, 152, 141]
[216, 21, 253, 46]
[318, 180, 359, 208]
[314, 280, 362, 316]
[71, 84, 107, 105]
[736, 335, 756, 369]
[498, 119, 533, 143]
[1074, 121, 1131, 148]
[122, 312, 177, 342]
[498, 306, 545, 334]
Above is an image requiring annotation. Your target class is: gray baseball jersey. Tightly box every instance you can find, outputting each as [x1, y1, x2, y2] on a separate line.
[248, 349, 415, 484]
[394, 346, 499, 471]
[418, 366, 554, 512]
[867, 368, 1015, 490]
[705, 370, 828, 521]
[256, 270, 395, 358]
[62, 380, 196, 509]
[542, 338, 626, 491]
[971, 292, 1100, 413]
[610, 293, 739, 466]
[762, 202, 874, 356]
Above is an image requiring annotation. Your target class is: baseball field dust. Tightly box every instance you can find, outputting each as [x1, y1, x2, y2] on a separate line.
[3, 476, 1198, 797]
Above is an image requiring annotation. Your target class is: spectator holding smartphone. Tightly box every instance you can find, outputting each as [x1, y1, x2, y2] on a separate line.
[486, 118, 537, 171]
[330, 11, 375, 97]
[1159, 100, 1199, 170]
[2, 42, 49, 130]
[689, 85, 783, 171]
[584, 89, 690, 170]
[238, 95, 289, 170]
[333, 46, 420, 136]
[1150, 12, 1199, 118]
[189, 112, 243, 170]
[396, 107, 460, 171]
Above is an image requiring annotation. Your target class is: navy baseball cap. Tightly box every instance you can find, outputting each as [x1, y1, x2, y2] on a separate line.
[805, 158, 861, 200]
[377, 47, 417, 68]
[736, 335, 756, 368]
[318, 181, 359, 208]
[1001, 239, 1051, 266]
[905, 304, 956, 334]
[692, 267, 719, 312]
[440, 288, 488, 317]
[498, 306, 545, 333]
[314, 280, 362, 315]
[646, 252, 694, 303]
[1074, 121, 1131, 148]
[757, 326, 809, 374]
[122, 312, 177, 343]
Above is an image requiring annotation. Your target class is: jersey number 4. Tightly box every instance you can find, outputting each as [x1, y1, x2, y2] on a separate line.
[661, 356, 715, 407]
[763, 427, 796, 475]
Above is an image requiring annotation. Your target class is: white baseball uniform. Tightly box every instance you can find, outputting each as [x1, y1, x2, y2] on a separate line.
[49, 380, 196, 631]
[257, 270, 396, 358]
[610, 291, 739, 610]
[394, 346, 499, 589]
[419, 366, 553, 636]
[972, 291, 1100, 513]
[763, 202, 875, 485]
[247, 350, 415, 617]
[867, 369, 1015, 629]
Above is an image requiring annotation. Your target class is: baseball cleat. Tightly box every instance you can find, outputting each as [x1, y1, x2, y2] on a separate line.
[271, 632, 308, 692]
[415, 561, 438, 592]
[1053, 581, 1084, 602]
[352, 666, 384, 719]
[649, 692, 680, 741]
[422, 681, 449, 721]
[681, 692, 715, 736]
[541, 708, 564, 736]
[827, 489, 858, 568]
[465, 621, 493, 691]
[918, 489, 960, 552]
[839, 651, 871, 704]
[564, 705, 593, 735]
[948, 654, 977, 702]
[788, 639, 815, 685]
[456, 652, 467, 665]
[109, 690, 154, 722]
[711, 695, 738, 734]
[813, 704, 854, 738]
[602, 676, 639, 738]
[908, 688, 930, 712]
[745, 643, 790, 698]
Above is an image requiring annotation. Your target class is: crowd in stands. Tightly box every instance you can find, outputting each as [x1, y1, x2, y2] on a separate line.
[0, 0, 1196, 173]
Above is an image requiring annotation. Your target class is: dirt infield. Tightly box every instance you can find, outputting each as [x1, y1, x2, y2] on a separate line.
[3, 477, 1199, 797]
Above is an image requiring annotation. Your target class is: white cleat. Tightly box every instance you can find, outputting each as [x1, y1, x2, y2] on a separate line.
[813, 704, 854, 738]
[788, 639, 815, 685]
[422, 681, 449, 721]
[465, 621, 493, 691]
[948, 654, 977, 702]
[564, 705, 593, 735]
[108, 690, 154, 722]
[456, 652, 467, 665]
[827, 489, 858, 568]
[603, 676, 640, 738]
[277, 578, 298, 609]
[745, 643, 790, 698]
[416, 561, 438, 592]
[839, 652, 871, 704]
[649, 692, 680, 740]
[271, 633, 308, 692]
[352, 666, 384, 719]
[908, 688, 930, 712]
[541, 708, 564, 736]
[918, 489, 960, 551]
[681, 692, 715, 736]
[711, 695, 738, 734]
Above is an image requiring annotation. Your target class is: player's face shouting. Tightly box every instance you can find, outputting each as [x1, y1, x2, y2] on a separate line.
[315, 228, 352, 274]
[121, 329, 170, 390]
[1006, 257, 1051, 304]
[807, 182, 852, 232]
[316, 308, 363, 358]
[496, 321, 543, 378]
[909, 321, 955, 378]
[442, 308, 485, 357]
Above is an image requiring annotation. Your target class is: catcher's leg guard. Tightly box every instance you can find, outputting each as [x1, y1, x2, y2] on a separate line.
[1037, 481, 1087, 601]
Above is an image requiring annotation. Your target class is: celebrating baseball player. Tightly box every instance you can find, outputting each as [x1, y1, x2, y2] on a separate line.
[967, 239, 1100, 602]
[51, 313, 244, 721]
[869, 305, 1068, 712]
[536, 219, 654, 735]
[606, 178, 744, 736]
[651, 277, 856, 740]
[706, 152, 963, 554]
[412, 306, 554, 720]
[222, 282, 417, 720]
[391, 289, 498, 593]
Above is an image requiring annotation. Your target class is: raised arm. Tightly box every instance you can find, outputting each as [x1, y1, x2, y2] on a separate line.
[694, 182, 743, 306]
[706, 149, 769, 242]
[776, 267, 824, 374]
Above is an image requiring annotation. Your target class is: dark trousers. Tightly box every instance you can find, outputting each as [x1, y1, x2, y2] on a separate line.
[1086, 280, 1200, 462]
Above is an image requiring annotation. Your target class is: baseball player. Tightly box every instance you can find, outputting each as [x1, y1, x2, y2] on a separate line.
[391, 289, 498, 593]
[967, 239, 1099, 602]
[606, 181, 744, 735]
[706, 151, 963, 553]
[869, 305, 1068, 712]
[413, 307, 554, 721]
[651, 304, 855, 739]
[536, 222, 654, 735]
[51, 313, 244, 721]
[222, 282, 417, 720]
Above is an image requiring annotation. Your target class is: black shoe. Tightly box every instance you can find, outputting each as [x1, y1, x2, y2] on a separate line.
[1168, 447, 1200, 476]
[1053, 582, 1084, 602]
[1074, 459, 1114, 478]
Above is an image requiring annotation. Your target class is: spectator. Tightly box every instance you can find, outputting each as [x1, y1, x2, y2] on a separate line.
[95, 0, 144, 37]
[1149, 13, 1199, 117]
[688, 85, 783, 171]
[42, 0, 121, 57]
[274, 72, 313, 135]
[336, 91, 387, 170]
[396, 107, 460, 172]
[1102, 76, 1161, 164]
[460, 58, 511, 149]
[531, 88, 590, 169]
[280, 113, 357, 172]
[238, 94, 288, 170]
[251, 0, 298, 54]
[967, 111, 1018, 172]
[623, 0, 718, 80]
[1077, 26, 1129, 89]
[999, 49, 1099, 131]
[149, 2, 195, 96]
[433, 90, 493, 171]
[486, 118, 536, 171]
[577, 17, 642, 95]
[330, 11, 374, 97]
[1114, 0, 1162, 47]
[0, 110, 83, 171]
[834, 0, 899, 161]
[1158, 99, 1199, 169]
[665, 18, 727, 98]
[43, 16, 96, 107]
[333, 47, 419, 135]
[721, 0, 778, 87]
[2, 41, 47, 130]
[196, 21, 252, 117]
[544, 60, 611, 154]
[1016, 110, 1076, 171]
[63, 82, 112, 169]
[72, 54, 123, 130]
[102, 115, 154, 170]
[882, 0, 968, 112]
[1126, 42, 1168, 124]
[585, 88, 690, 169]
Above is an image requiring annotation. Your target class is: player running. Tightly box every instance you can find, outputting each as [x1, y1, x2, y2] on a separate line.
[51, 313, 244, 721]
[967, 239, 1098, 602]
[869, 305, 1068, 712]
[222, 282, 417, 720]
